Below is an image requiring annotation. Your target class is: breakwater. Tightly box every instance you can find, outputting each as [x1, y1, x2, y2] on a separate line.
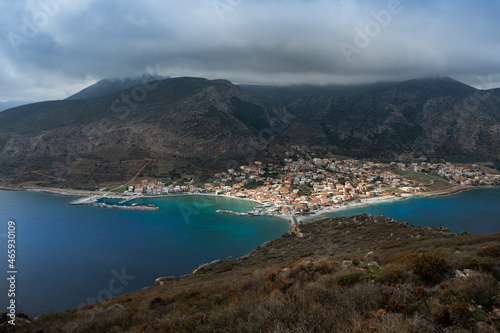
[215, 210, 253, 216]
[68, 196, 159, 211]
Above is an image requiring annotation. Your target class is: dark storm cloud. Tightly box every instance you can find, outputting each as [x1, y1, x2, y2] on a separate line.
[1, 0, 499, 101]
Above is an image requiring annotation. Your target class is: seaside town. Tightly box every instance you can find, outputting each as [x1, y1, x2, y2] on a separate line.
[96, 156, 500, 219]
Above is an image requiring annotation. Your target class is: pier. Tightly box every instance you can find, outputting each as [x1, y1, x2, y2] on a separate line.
[68, 196, 159, 211]
[215, 210, 253, 216]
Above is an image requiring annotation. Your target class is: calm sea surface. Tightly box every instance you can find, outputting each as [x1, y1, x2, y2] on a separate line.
[305, 188, 500, 234]
[0, 191, 289, 316]
[0, 188, 499, 316]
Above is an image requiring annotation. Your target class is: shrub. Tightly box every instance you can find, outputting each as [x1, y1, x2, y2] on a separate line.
[288, 263, 315, 282]
[149, 296, 166, 310]
[414, 285, 426, 300]
[337, 282, 388, 316]
[271, 279, 293, 293]
[464, 256, 496, 272]
[433, 305, 452, 327]
[379, 263, 409, 285]
[314, 261, 337, 274]
[431, 300, 470, 327]
[476, 243, 500, 258]
[334, 269, 365, 287]
[386, 297, 408, 313]
[449, 272, 500, 310]
[376, 313, 437, 333]
[412, 252, 451, 285]
[448, 301, 469, 325]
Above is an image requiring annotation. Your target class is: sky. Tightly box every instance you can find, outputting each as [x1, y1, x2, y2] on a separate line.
[1, 0, 500, 102]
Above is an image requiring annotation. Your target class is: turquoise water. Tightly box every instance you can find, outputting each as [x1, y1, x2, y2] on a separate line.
[305, 188, 500, 235]
[0, 188, 498, 316]
[0, 191, 289, 316]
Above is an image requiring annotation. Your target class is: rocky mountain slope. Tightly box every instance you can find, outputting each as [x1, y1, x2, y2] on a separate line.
[273, 77, 500, 162]
[6, 215, 500, 332]
[0, 77, 287, 187]
[65, 75, 169, 101]
[0, 101, 28, 112]
[0, 76, 499, 188]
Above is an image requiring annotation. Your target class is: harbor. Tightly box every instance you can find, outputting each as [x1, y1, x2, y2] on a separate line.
[68, 195, 159, 211]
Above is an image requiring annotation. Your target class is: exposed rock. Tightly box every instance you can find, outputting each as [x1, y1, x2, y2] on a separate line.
[155, 276, 176, 286]
[474, 322, 497, 333]
[106, 304, 124, 311]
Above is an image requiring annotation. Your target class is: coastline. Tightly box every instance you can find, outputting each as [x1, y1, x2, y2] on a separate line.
[2, 184, 497, 201]
[142, 192, 264, 205]
[299, 195, 405, 222]
[4, 186, 95, 197]
[0, 186, 23, 191]
[2, 184, 498, 222]
[415, 185, 497, 198]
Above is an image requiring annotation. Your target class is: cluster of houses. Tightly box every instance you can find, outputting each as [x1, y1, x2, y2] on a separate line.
[408, 162, 498, 186]
[124, 180, 198, 196]
[207, 159, 425, 213]
[123, 157, 498, 215]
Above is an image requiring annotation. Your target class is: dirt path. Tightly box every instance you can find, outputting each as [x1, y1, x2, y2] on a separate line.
[126, 159, 155, 185]
[30, 171, 65, 182]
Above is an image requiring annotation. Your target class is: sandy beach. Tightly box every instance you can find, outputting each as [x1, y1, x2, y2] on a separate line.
[295, 195, 405, 222]
[143, 192, 264, 205]
[17, 186, 96, 197]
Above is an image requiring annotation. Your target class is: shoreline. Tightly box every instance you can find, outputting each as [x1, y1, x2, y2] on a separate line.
[0, 186, 265, 205]
[142, 192, 264, 205]
[2, 185, 498, 221]
[2, 184, 497, 200]
[1, 186, 95, 197]
[299, 195, 406, 222]
[415, 185, 496, 198]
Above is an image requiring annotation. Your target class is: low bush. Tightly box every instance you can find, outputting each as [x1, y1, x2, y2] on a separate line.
[148, 296, 166, 310]
[464, 255, 496, 272]
[375, 313, 437, 333]
[334, 269, 365, 287]
[379, 263, 409, 285]
[476, 242, 500, 258]
[411, 252, 451, 285]
[448, 300, 469, 325]
[448, 271, 500, 310]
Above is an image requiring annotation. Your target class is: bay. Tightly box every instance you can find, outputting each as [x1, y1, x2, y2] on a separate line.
[305, 188, 500, 234]
[0, 191, 289, 316]
[0, 188, 499, 316]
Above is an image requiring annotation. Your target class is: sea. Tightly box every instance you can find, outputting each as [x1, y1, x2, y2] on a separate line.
[0, 188, 499, 316]
[304, 188, 500, 235]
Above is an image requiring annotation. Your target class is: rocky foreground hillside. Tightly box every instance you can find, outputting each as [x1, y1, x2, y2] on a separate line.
[6, 215, 500, 332]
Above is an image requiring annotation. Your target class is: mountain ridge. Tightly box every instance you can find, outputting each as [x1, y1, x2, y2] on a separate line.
[65, 75, 170, 101]
[0, 76, 499, 188]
